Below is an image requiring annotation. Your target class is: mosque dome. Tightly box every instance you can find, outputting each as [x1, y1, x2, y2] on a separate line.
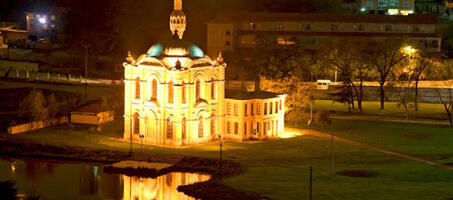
[147, 37, 205, 59]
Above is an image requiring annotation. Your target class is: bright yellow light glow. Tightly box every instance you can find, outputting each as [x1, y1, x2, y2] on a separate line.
[387, 9, 399, 15]
[279, 131, 304, 139]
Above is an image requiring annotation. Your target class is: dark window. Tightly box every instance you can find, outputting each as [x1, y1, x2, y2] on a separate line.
[245, 104, 248, 116]
[251, 103, 254, 115]
[234, 122, 239, 135]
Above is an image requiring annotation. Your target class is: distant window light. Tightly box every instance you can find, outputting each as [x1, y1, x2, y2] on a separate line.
[331, 24, 338, 31]
[36, 15, 41, 19]
[234, 104, 238, 116]
[275, 24, 284, 30]
[357, 24, 364, 31]
[50, 15, 56, 20]
[403, 1, 409, 7]
[250, 22, 256, 30]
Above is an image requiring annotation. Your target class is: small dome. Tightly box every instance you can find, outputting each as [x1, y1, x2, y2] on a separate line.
[147, 38, 204, 59]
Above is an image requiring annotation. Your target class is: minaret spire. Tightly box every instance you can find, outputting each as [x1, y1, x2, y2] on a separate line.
[170, 0, 186, 39]
[174, 0, 182, 10]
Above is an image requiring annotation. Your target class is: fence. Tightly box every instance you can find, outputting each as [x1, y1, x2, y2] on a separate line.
[7, 116, 68, 135]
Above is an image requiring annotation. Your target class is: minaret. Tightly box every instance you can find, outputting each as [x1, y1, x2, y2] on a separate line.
[170, 0, 186, 39]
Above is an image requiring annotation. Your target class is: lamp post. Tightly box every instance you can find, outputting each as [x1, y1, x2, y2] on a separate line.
[218, 134, 223, 179]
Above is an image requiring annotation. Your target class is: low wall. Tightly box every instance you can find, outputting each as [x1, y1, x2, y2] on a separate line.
[7, 116, 68, 135]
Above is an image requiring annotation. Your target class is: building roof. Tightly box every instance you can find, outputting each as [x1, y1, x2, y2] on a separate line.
[208, 11, 438, 25]
[147, 37, 205, 59]
[225, 89, 284, 100]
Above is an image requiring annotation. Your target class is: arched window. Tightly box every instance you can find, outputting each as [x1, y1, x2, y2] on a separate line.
[166, 118, 173, 139]
[198, 116, 203, 138]
[182, 83, 186, 104]
[182, 118, 187, 140]
[151, 79, 157, 100]
[211, 81, 216, 100]
[196, 80, 201, 100]
[135, 77, 140, 100]
[211, 114, 216, 136]
[168, 81, 174, 104]
[133, 113, 140, 135]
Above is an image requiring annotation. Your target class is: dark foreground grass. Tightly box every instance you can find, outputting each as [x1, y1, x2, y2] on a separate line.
[2, 120, 453, 200]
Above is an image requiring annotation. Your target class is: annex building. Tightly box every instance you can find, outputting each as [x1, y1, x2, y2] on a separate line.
[123, 0, 286, 147]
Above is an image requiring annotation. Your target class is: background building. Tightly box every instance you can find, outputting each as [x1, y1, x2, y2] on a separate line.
[207, 12, 441, 58]
[361, 0, 415, 15]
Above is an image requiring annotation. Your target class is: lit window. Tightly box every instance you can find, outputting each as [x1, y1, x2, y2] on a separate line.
[166, 118, 173, 139]
[257, 103, 261, 115]
[227, 103, 231, 115]
[211, 81, 216, 100]
[133, 113, 140, 135]
[196, 80, 201, 100]
[211, 115, 216, 136]
[227, 121, 231, 134]
[50, 15, 56, 20]
[168, 81, 174, 104]
[275, 101, 278, 113]
[182, 118, 187, 140]
[198, 116, 204, 138]
[182, 83, 186, 103]
[151, 79, 157, 100]
[135, 78, 140, 100]
[234, 104, 238, 116]
[279, 99, 282, 110]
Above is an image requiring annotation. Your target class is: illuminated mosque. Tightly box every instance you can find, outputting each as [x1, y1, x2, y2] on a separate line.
[123, 0, 286, 147]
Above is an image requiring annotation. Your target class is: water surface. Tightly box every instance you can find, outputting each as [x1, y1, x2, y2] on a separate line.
[0, 157, 210, 200]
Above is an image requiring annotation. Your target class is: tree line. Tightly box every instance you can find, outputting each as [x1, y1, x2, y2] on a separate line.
[225, 36, 453, 126]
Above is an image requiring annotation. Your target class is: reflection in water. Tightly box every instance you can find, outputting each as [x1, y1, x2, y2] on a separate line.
[0, 158, 210, 200]
[123, 173, 210, 200]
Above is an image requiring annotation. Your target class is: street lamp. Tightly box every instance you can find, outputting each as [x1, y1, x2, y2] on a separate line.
[218, 134, 223, 179]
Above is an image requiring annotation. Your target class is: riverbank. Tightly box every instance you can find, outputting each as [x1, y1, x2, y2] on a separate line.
[0, 138, 265, 200]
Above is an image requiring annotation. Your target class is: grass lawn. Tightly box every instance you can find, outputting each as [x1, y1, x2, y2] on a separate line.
[304, 119, 453, 164]
[314, 100, 448, 120]
[2, 120, 453, 200]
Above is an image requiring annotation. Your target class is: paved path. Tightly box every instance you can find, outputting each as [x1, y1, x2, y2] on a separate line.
[285, 127, 453, 170]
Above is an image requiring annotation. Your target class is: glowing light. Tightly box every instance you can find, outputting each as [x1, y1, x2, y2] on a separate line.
[387, 9, 399, 15]
[404, 46, 417, 55]
[360, 7, 367, 12]
[279, 131, 304, 139]
[38, 18, 46, 24]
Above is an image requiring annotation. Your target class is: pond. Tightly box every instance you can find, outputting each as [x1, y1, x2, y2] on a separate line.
[0, 157, 210, 200]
